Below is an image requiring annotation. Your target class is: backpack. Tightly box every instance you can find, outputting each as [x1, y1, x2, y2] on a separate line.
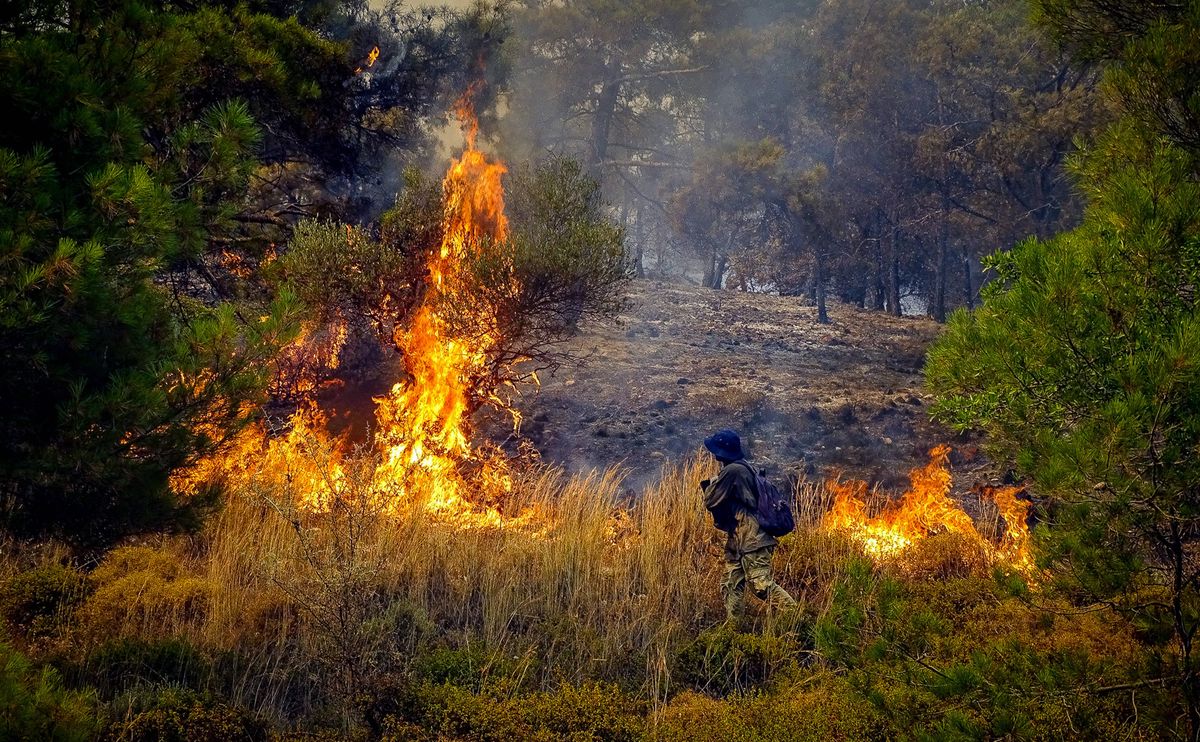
[742, 463, 796, 538]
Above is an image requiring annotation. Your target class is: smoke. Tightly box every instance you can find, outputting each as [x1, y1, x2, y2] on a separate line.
[321, 1, 1077, 485]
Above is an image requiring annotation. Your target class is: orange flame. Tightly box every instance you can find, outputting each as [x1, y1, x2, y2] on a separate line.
[177, 84, 525, 530]
[355, 46, 381, 75]
[823, 445, 1036, 574]
[370, 86, 511, 517]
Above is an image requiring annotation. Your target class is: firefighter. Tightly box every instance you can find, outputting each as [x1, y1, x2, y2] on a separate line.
[700, 429, 797, 621]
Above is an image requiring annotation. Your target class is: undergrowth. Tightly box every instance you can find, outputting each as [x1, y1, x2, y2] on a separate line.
[0, 453, 1174, 739]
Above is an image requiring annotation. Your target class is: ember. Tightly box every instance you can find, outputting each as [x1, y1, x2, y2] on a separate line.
[354, 46, 381, 75]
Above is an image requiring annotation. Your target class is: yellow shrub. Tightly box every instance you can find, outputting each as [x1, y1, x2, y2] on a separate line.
[79, 546, 211, 641]
[653, 674, 886, 742]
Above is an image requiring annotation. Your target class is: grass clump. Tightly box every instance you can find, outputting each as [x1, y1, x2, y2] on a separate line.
[674, 619, 811, 695]
[381, 680, 646, 742]
[653, 677, 887, 742]
[0, 563, 92, 642]
[102, 686, 269, 742]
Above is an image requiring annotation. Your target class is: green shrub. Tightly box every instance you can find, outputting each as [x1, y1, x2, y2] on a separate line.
[0, 563, 92, 639]
[674, 621, 809, 695]
[80, 636, 210, 696]
[812, 561, 1162, 739]
[413, 646, 498, 688]
[0, 639, 99, 741]
[102, 686, 269, 742]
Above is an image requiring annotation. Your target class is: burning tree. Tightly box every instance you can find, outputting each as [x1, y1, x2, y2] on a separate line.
[224, 87, 629, 522]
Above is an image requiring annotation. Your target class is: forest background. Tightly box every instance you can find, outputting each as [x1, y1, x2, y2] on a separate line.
[1, 0, 1199, 740]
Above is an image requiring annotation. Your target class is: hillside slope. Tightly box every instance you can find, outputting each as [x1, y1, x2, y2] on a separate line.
[504, 280, 981, 491]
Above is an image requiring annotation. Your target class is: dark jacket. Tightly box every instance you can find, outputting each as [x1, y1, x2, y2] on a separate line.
[704, 460, 777, 561]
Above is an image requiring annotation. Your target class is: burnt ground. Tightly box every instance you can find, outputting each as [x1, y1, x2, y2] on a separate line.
[483, 279, 994, 494]
[316, 278, 997, 497]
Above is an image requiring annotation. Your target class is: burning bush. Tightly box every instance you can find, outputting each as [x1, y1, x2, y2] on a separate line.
[821, 445, 1036, 576]
[219, 97, 631, 529]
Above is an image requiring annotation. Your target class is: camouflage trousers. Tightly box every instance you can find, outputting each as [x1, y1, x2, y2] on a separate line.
[723, 546, 797, 619]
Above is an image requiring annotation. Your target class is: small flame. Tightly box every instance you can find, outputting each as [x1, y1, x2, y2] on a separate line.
[355, 46, 381, 75]
[823, 445, 1036, 574]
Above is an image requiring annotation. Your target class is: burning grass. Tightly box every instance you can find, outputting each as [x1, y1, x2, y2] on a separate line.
[1, 449, 1165, 738]
[821, 444, 1037, 577]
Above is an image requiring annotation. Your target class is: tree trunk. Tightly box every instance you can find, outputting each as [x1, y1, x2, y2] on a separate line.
[887, 221, 902, 316]
[1171, 524, 1200, 742]
[713, 253, 728, 289]
[815, 245, 830, 324]
[589, 69, 621, 176]
[872, 223, 886, 311]
[932, 216, 948, 322]
[932, 89, 949, 322]
[632, 208, 645, 278]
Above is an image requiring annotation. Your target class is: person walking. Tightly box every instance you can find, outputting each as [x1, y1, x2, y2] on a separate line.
[701, 429, 797, 621]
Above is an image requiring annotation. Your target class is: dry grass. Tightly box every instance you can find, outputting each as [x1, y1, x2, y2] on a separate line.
[0, 442, 1019, 722]
[1, 446, 1160, 739]
[47, 448, 869, 721]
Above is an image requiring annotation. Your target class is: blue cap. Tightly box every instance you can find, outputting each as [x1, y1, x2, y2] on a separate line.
[703, 429, 745, 461]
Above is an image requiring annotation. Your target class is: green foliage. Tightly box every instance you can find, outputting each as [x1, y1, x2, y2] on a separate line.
[282, 199, 429, 338]
[81, 636, 210, 698]
[929, 1, 1200, 733]
[675, 620, 810, 695]
[0, 639, 98, 742]
[926, 122, 1200, 723]
[102, 685, 268, 742]
[814, 564, 1156, 739]
[412, 646, 510, 690]
[445, 156, 630, 384]
[0, 1, 324, 545]
[0, 564, 92, 640]
[1033, 0, 1200, 152]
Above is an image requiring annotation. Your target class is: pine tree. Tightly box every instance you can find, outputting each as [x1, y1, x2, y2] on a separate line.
[0, 1, 326, 544]
[927, 3, 1200, 733]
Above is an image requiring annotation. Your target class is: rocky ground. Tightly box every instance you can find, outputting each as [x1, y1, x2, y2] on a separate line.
[493, 279, 992, 493]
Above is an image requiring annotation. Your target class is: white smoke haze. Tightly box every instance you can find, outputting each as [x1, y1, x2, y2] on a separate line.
[333, 0, 1103, 480]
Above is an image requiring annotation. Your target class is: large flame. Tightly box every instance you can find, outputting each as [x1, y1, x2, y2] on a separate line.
[823, 445, 1036, 574]
[371, 91, 510, 516]
[176, 86, 523, 528]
